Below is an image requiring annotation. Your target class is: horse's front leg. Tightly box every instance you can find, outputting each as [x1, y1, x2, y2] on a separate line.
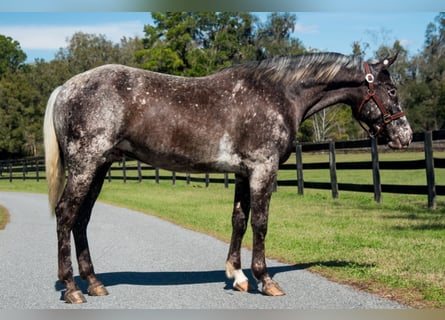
[226, 174, 253, 292]
[249, 165, 285, 296]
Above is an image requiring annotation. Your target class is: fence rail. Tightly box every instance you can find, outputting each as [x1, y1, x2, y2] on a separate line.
[1, 130, 444, 208]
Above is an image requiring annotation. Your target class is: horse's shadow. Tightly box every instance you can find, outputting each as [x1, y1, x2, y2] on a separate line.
[54, 260, 371, 299]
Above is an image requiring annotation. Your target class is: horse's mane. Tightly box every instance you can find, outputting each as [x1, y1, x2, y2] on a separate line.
[224, 52, 363, 84]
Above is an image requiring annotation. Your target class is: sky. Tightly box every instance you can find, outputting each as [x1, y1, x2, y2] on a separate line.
[0, 12, 440, 63]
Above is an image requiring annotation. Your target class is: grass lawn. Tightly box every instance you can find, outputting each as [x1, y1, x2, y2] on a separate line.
[0, 151, 444, 308]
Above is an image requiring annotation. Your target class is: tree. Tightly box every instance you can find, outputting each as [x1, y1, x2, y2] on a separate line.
[136, 12, 258, 76]
[55, 32, 121, 74]
[117, 36, 144, 67]
[0, 35, 29, 157]
[196, 12, 257, 73]
[0, 35, 26, 77]
[424, 13, 445, 63]
[0, 68, 41, 157]
[351, 41, 368, 59]
[55, 32, 145, 75]
[402, 13, 445, 131]
[136, 12, 204, 75]
[0, 32, 147, 158]
[309, 106, 360, 142]
[255, 12, 305, 59]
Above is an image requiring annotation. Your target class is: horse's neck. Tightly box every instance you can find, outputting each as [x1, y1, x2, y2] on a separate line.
[299, 71, 364, 120]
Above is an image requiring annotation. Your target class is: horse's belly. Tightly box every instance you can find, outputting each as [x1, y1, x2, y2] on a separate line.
[115, 139, 244, 175]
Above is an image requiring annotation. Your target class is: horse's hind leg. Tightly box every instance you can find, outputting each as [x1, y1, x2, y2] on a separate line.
[72, 162, 111, 298]
[56, 176, 90, 303]
[56, 160, 110, 304]
[226, 174, 253, 292]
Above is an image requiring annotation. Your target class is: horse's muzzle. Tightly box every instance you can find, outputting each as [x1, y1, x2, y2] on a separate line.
[388, 125, 413, 149]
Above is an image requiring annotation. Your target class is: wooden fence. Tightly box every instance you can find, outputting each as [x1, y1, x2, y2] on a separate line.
[285, 130, 444, 209]
[1, 130, 444, 208]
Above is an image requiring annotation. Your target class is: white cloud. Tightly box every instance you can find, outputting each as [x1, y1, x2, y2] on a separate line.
[294, 22, 318, 34]
[0, 21, 145, 50]
[399, 39, 414, 48]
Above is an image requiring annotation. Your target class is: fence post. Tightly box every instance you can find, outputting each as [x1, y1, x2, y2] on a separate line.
[107, 167, 112, 182]
[205, 173, 210, 188]
[329, 141, 339, 199]
[137, 161, 142, 183]
[272, 177, 278, 192]
[172, 171, 176, 185]
[122, 156, 127, 183]
[296, 144, 304, 195]
[35, 158, 40, 182]
[224, 173, 229, 188]
[424, 131, 436, 209]
[9, 160, 12, 182]
[155, 168, 160, 184]
[370, 136, 382, 203]
[22, 159, 27, 181]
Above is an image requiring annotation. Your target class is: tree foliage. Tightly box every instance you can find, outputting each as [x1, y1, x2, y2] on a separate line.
[0, 35, 26, 76]
[136, 12, 257, 75]
[255, 12, 305, 59]
[136, 12, 304, 76]
[0, 32, 144, 158]
[0, 12, 444, 158]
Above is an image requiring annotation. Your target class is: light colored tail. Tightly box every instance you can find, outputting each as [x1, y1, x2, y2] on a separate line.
[44, 86, 65, 215]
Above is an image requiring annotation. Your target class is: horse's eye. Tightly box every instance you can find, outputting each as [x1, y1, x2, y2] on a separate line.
[388, 88, 397, 97]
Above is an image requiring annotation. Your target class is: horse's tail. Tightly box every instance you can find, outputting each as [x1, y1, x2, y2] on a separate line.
[44, 86, 65, 215]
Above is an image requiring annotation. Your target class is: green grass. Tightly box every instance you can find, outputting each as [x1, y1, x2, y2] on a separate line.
[0, 150, 444, 308]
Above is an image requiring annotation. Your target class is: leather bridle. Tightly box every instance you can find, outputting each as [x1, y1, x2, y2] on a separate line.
[357, 62, 405, 137]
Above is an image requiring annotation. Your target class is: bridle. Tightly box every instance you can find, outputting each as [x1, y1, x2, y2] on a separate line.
[357, 62, 405, 137]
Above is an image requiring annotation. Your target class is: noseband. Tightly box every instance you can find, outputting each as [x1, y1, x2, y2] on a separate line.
[357, 62, 405, 137]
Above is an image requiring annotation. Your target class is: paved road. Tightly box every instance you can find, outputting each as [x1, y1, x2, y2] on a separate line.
[0, 192, 406, 309]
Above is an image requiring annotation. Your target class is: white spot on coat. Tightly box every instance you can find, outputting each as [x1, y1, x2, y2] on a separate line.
[216, 133, 241, 170]
[231, 80, 245, 99]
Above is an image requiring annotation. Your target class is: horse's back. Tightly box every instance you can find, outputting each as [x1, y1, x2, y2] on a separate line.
[53, 64, 294, 174]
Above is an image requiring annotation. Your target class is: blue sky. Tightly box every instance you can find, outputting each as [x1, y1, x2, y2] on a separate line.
[0, 12, 439, 63]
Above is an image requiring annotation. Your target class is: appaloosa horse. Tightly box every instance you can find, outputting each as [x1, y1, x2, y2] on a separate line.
[44, 52, 412, 303]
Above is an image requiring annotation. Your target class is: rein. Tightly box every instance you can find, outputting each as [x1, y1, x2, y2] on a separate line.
[357, 62, 405, 137]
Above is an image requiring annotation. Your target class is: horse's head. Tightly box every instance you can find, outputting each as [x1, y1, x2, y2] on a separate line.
[354, 54, 412, 149]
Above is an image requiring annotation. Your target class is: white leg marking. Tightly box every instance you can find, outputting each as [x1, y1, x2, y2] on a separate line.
[226, 261, 250, 292]
[232, 269, 248, 286]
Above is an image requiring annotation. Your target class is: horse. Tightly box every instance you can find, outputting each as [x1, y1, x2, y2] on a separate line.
[44, 52, 412, 304]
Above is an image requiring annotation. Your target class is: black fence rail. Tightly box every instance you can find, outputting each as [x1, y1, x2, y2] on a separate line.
[106, 161, 235, 188]
[1, 130, 444, 208]
[0, 156, 45, 182]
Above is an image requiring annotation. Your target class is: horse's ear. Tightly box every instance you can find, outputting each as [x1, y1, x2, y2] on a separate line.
[368, 51, 399, 73]
[381, 51, 398, 69]
[374, 51, 399, 72]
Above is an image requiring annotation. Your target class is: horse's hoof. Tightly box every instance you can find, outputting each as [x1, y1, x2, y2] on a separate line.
[88, 284, 109, 296]
[234, 280, 253, 292]
[65, 290, 87, 304]
[262, 280, 285, 296]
